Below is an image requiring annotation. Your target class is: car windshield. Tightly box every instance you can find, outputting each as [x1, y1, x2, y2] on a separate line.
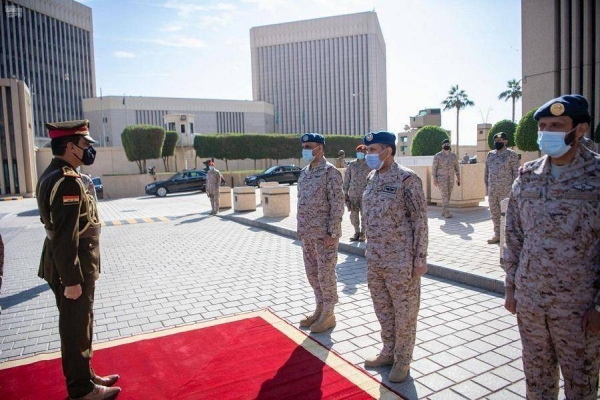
[263, 166, 279, 174]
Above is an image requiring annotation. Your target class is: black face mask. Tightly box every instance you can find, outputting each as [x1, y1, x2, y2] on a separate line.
[74, 143, 97, 165]
[494, 142, 505, 150]
[443, 145, 451, 151]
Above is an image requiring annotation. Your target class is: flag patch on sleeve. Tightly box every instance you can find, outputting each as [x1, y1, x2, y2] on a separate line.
[63, 195, 80, 205]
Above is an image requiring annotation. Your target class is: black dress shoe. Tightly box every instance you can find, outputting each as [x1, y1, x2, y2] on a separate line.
[93, 374, 120, 387]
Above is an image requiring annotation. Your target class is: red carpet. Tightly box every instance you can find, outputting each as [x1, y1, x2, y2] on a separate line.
[0, 310, 403, 399]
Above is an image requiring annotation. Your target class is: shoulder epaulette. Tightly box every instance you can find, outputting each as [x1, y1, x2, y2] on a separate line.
[62, 166, 80, 178]
[519, 159, 540, 176]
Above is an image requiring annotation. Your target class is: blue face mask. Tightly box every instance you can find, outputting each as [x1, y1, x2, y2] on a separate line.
[366, 151, 385, 170]
[302, 148, 315, 162]
[356, 152, 365, 160]
[537, 129, 574, 158]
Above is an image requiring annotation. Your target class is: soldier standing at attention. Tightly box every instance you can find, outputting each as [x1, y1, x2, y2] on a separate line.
[343, 144, 371, 241]
[36, 120, 120, 400]
[503, 94, 600, 399]
[206, 161, 222, 215]
[432, 138, 460, 218]
[297, 133, 344, 333]
[335, 150, 348, 168]
[361, 131, 428, 383]
[484, 132, 519, 244]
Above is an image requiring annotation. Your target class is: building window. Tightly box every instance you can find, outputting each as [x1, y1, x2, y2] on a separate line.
[168, 122, 175, 131]
[180, 124, 185, 133]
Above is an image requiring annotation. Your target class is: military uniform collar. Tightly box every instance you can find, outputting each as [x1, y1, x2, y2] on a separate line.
[535, 144, 596, 181]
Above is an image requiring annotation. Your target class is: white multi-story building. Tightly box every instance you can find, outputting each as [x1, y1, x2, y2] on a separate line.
[250, 11, 387, 136]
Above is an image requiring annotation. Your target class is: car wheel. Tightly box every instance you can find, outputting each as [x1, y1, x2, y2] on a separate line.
[156, 187, 168, 197]
[258, 178, 266, 186]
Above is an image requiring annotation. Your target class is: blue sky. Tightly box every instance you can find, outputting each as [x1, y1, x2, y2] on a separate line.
[84, 0, 522, 145]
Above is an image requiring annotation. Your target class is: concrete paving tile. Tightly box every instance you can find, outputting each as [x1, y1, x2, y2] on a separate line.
[464, 339, 496, 354]
[411, 358, 443, 375]
[490, 364, 523, 382]
[428, 351, 462, 368]
[438, 364, 476, 383]
[450, 381, 491, 399]
[457, 358, 494, 374]
[473, 371, 511, 391]
[494, 344, 522, 360]
[506, 379, 527, 397]
[418, 372, 454, 392]
[428, 388, 467, 400]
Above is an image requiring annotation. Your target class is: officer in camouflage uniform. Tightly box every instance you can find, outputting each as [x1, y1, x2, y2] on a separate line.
[361, 131, 428, 383]
[206, 161, 222, 215]
[503, 95, 600, 400]
[36, 120, 120, 400]
[432, 138, 460, 218]
[343, 144, 371, 241]
[484, 132, 519, 243]
[297, 133, 344, 333]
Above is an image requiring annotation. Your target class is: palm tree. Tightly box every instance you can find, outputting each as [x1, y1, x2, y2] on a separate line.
[498, 79, 522, 122]
[441, 85, 475, 157]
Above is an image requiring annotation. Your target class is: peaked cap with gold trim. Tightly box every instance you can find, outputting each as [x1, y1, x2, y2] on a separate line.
[45, 119, 96, 143]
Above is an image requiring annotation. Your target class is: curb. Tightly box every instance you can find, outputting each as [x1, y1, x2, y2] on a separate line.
[0, 196, 24, 202]
[219, 213, 506, 296]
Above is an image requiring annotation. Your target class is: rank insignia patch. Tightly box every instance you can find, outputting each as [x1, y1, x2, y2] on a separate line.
[573, 183, 595, 192]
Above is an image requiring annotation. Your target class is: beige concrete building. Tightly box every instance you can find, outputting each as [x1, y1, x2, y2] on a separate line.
[522, 0, 599, 144]
[82, 96, 275, 147]
[397, 108, 443, 156]
[1, 0, 96, 147]
[0, 79, 37, 196]
[250, 11, 387, 135]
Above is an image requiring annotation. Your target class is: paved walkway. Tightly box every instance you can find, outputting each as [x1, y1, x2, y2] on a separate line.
[0, 192, 541, 399]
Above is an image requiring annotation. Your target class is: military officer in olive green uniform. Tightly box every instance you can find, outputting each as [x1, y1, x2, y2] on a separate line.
[36, 120, 120, 400]
[504, 95, 600, 399]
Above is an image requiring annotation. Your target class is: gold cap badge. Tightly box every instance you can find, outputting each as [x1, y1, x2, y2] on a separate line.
[550, 102, 565, 116]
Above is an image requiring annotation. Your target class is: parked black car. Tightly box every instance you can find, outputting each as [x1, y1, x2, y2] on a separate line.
[145, 170, 225, 197]
[244, 165, 301, 186]
[92, 177, 104, 199]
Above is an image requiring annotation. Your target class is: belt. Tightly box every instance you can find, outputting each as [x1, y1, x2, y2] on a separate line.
[45, 226, 101, 240]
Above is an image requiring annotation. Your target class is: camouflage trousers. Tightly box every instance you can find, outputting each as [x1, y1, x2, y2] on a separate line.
[517, 299, 600, 400]
[438, 177, 454, 210]
[488, 185, 511, 236]
[367, 265, 421, 367]
[208, 193, 220, 214]
[301, 238, 339, 312]
[349, 197, 366, 235]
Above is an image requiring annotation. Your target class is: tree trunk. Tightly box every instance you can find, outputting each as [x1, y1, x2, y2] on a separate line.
[456, 106, 460, 158]
[511, 97, 516, 122]
[135, 160, 142, 174]
[225, 159, 229, 171]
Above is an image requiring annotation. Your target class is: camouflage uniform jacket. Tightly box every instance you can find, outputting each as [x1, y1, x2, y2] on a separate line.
[206, 169, 222, 195]
[432, 151, 460, 182]
[484, 148, 519, 189]
[36, 158, 101, 286]
[297, 157, 344, 240]
[581, 136, 596, 153]
[503, 145, 600, 306]
[363, 162, 428, 270]
[343, 159, 371, 200]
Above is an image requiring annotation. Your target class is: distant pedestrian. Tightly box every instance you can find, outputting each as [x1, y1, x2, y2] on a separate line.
[343, 144, 371, 241]
[462, 153, 470, 164]
[484, 132, 519, 244]
[36, 120, 120, 400]
[503, 94, 600, 399]
[297, 133, 344, 333]
[335, 150, 347, 168]
[206, 161, 222, 215]
[362, 131, 428, 383]
[432, 139, 460, 218]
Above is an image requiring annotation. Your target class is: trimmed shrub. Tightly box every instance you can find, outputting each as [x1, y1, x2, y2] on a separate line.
[121, 125, 165, 174]
[515, 108, 539, 152]
[411, 126, 450, 156]
[161, 131, 179, 172]
[488, 120, 517, 149]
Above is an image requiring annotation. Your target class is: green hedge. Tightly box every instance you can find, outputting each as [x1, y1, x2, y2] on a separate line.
[193, 134, 363, 166]
[121, 125, 165, 173]
[487, 120, 517, 149]
[411, 126, 450, 156]
[515, 108, 539, 152]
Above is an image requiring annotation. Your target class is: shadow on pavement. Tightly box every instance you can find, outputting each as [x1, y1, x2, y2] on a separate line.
[337, 257, 366, 295]
[0, 284, 49, 310]
[17, 209, 39, 217]
[439, 219, 474, 240]
[176, 215, 212, 225]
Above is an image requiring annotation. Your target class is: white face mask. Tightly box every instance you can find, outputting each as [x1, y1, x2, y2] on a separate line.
[537, 127, 576, 158]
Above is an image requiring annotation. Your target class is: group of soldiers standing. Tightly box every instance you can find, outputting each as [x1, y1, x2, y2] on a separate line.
[32, 93, 598, 399]
[296, 94, 600, 397]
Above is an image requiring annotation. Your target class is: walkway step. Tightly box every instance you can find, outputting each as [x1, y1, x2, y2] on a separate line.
[220, 213, 506, 295]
